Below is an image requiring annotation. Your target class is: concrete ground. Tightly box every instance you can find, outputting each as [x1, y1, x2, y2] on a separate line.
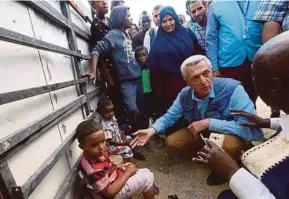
[135, 98, 276, 199]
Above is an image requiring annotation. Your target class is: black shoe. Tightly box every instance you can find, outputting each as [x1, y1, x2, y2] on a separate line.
[133, 151, 146, 161]
[168, 195, 179, 199]
[206, 172, 226, 186]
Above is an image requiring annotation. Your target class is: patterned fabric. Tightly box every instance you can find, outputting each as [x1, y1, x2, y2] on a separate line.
[90, 17, 112, 49]
[189, 23, 206, 51]
[108, 135, 133, 159]
[80, 151, 121, 197]
[102, 119, 134, 159]
[254, 0, 289, 31]
[102, 118, 123, 143]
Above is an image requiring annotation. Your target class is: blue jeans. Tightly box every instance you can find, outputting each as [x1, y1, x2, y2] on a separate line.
[120, 79, 145, 130]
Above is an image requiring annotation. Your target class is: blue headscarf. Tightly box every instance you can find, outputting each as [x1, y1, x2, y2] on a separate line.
[110, 6, 128, 29]
[148, 6, 196, 74]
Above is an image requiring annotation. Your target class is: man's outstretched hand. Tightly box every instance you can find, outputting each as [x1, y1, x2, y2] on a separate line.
[193, 139, 240, 181]
[230, 110, 270, 128]
[130, 128, 156, 149]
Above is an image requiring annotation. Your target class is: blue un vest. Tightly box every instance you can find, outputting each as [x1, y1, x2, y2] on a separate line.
[180, 77, 240, 123]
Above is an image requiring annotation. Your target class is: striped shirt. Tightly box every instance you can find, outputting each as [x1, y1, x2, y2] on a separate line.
[80, 151, 123, 196]
[101, 118, 123, 144]
[189, 23, 206, 51]
[254, 0, 289, 31]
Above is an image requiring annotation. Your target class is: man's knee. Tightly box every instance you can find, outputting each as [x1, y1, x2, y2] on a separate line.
[223, 134, 247, 162]
[165, 128, 197, 150]
[165, 135, 180, 149]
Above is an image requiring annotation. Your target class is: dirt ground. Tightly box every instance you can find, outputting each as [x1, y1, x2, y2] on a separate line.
[135, 98, 276, 199]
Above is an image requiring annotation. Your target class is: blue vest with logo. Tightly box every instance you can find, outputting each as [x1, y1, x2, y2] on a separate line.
[180, 77, 240, 123]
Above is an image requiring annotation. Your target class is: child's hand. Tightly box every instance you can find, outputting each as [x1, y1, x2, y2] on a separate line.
[125, 164, 137, 177]
[120, 162, 133, 171]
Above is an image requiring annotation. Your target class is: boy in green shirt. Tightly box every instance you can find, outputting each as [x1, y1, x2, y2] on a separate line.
[135, 46, 154, 125]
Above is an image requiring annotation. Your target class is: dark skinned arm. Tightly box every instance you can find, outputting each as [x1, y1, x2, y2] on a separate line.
[105, 164, 136, 197]
[262, 21, 281, 43]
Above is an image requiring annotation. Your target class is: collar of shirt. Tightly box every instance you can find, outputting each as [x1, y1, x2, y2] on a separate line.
[192, 88, 215, 117]
[103, 119, 117, 125]
[192, 88, 215, 102]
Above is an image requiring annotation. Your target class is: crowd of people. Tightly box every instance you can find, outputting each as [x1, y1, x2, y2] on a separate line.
[76, 0, 289, 198]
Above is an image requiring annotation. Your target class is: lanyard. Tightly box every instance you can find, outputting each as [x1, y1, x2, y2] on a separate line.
[237, 1, 250, 39]
[237, 1, 249, 18]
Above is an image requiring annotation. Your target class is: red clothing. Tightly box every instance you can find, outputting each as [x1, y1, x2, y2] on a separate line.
[80, 151, 124, 198]
[151, 67, 186, 112]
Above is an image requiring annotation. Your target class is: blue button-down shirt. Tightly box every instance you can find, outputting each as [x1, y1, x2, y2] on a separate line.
[152, 85, 263, 141]
[206, 0, 263, 71]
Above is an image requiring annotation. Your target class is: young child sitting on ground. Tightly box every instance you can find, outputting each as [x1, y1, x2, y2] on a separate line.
[76, 120, 156, 199]
[97, 98, 145, 162]
[135, 46, 155, 124]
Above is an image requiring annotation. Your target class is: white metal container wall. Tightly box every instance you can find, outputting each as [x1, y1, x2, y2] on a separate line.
[0, 1, 95, 198]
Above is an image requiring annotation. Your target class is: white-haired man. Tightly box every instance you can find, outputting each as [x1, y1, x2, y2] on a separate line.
[131, 55, 263, 185]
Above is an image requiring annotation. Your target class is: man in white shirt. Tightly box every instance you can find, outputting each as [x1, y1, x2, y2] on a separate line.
[193, 31, 289, 199]
[143, 5, 163, 52]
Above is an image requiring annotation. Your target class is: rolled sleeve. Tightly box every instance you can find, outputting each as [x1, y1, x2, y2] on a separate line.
[91, 31, 115, 55]
[209, 118, 225, 133]
[270, 118, 281, 130]
[206, 6, 219, 71]
[209, 85, 263, 141]
[152, 94, 183, 133]
[230, 168, 276, 199]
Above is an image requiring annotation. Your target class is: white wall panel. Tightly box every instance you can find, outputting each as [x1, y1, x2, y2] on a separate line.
[29, 7, 69, 48]
[28, 156, 70, 199]
[0, 41, 54, 139]
[0, 1, 34, 37]
[0, 1, 95, 198]
[69, 0, 91, 33]
[45, 0, 62, 14]
[76, 36, 99, 110]
[7, 125, 63, 186]
[66, 139, 82, 168]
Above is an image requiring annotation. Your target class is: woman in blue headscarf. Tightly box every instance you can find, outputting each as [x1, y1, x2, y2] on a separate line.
[149, 6, 203, 114]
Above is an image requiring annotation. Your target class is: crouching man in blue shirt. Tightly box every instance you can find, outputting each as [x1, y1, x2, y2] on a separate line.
[130, 55, 263, 185]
